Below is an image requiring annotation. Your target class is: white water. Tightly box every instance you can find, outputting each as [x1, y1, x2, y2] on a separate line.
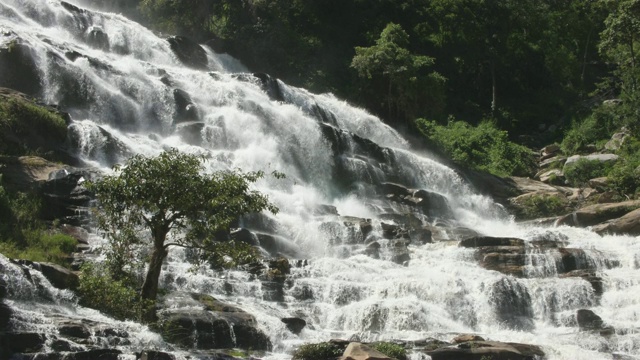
[0, 1, 638, 359]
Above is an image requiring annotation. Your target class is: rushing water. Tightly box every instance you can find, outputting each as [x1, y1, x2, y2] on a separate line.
[0, 1, 639, 359]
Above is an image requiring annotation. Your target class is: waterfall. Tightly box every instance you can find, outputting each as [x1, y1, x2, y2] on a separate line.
[1, 1, 639, 359]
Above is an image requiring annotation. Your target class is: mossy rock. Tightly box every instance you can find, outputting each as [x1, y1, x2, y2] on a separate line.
[0, 88, 70, 161]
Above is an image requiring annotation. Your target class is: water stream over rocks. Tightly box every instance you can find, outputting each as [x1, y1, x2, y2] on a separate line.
[0, 1, 639, 359]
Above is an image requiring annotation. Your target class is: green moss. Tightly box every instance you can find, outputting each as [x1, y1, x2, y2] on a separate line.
[0, 94, 68, 158]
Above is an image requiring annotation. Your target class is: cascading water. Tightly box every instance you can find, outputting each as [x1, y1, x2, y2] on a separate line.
[0, 1, 638, 359]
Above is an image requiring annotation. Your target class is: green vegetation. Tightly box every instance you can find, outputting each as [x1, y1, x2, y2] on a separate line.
[0, 94, 68, 159]
[0, 176, 76, 265]
[292, 341, 406, 360]
[564, 158, 615, 188]
[416, 119, 535, 177]
[371, 342, 407, 360]
[76, 263, 152, 321]
[292, 342, 345, 360]
[607, 138, 640, 198]
[512, 194, 570, 220]
[88, 149, 277, 321]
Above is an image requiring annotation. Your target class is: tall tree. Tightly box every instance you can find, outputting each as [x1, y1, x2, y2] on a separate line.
[351, 23, 445, 123]
[88, 149, 278, 321]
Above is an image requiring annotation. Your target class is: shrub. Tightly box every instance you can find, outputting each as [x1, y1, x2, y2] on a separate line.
[607, 138, 640, 198]
[564, 158, 614, 187]
[76, 263, 151, 321]
[292, 342, 345, 360]
[0, 178, 76, 265]
[512, 194, 569, 220]
[416, 118, 536, 177]
[371, 342, 407, 360]
[561, 105, 625, 154]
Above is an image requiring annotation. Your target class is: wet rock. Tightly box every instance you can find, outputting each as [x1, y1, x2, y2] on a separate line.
[140, 351, 176, 360]
[37, 262, 79, 290]
[230, 228, 259, 246]
[65, 349, 122, 360]
[58, 224, 89, 245]
[282, 317, 306, 334]
[175, 121, 205, 146]
[58, 320, 91, 339]
[559, 270, 604, 295]
[488, 278, 534, 331]
[460, 236, 524, 248]
[50, 338, 83, 352]
[253, 73, 285, 102]
[314, 204, 339, 216]
[452, 334, 485, 343]
[158, 292, 272, 351]
[68, 125, 131, 166]
[340, 342, 392, 360]
[0, 303, 12, 331]
[86, 26, 109, 50]
[425, 341, 545, 360]
[173, 88, 200, 124]
[389, 239, 411, 265]
[0, 41, 41, 96]
[0, 332, 46, 353]
[0, 276, 6, 299]
[576, 309, 604, 330]
[365, 241, 381, 259]
[167, 36, 208, 70]
[291, 283, 314, 301]
[409, 227, 432, 244]
[40, 170, 95, 226]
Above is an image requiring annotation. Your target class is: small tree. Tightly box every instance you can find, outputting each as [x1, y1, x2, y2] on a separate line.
[88, 149, 278, 320]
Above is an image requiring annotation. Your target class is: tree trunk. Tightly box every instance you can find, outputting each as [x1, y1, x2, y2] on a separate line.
[140, 245, 167, 322]
[140, 223, 170, 322]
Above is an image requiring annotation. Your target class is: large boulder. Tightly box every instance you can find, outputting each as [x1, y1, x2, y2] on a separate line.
[340, 342, 392, 360]
[0, 39, 41, 96]
[425, 341, 545, 360]
[576, 309, 604, 330]
[158, 292, 271, 351]
[39, 169, 96, 226]
[167, 36, 208, 70]
[36, 262, 80, 290]
[592, 208, 640, 236]
[0, 156, 65, 192]
[556, 200, 640, 228]
[488, 278, 534, 331]
[173, 88, 200, 124]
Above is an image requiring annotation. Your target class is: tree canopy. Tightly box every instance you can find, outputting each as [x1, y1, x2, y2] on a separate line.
[88, 149, 278, 320]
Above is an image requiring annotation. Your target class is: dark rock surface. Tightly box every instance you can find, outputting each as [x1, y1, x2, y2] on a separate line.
[167, 36, 208, 70]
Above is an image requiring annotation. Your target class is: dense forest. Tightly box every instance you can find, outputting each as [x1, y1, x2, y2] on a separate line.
[80, 0, 640, 193]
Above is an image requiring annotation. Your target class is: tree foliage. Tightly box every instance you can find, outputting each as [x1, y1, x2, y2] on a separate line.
[351, 23, 445, 122]
[88, 149, 277, 319]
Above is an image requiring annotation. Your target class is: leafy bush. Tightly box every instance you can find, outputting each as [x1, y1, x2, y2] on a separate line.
[512, 194, 569, 220]
[564, 158, 614, 187]
[416, 118, 536, 177]
[292, 342, 345, 360]
[0, 177, 76, 265]
[76, 263, 151, 321]
[607, 138, 640, 198]
[371, 342, 407, 360]
[561, 105, 625, 154]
